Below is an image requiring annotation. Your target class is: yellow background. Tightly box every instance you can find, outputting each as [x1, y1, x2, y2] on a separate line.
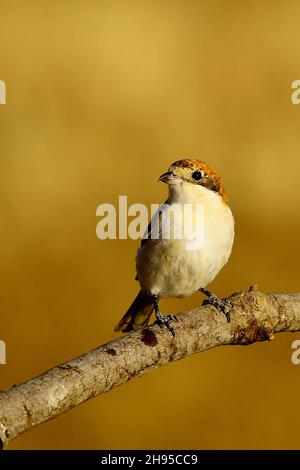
[0, 0, 300, 449]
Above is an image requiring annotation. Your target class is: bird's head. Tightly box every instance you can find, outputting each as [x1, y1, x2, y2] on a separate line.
[159, 159, 228, 204]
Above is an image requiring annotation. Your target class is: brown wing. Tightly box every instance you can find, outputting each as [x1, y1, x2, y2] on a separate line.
[135, 203, 167, 280]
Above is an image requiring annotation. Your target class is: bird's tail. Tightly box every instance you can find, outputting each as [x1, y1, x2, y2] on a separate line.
[114, 289, 154, 333]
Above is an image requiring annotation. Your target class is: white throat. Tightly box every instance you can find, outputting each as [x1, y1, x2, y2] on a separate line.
[167, 181, 224, 207]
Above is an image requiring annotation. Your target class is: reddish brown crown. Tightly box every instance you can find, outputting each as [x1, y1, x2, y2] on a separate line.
[170, 159, 229, 204]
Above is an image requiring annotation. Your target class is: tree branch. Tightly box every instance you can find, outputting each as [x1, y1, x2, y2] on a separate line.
[0, 286, 299, 448]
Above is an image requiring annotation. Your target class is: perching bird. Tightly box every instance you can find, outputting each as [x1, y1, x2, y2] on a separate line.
[115, 159, 235, 336]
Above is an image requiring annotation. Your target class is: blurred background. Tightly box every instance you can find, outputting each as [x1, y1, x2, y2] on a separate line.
[0, 0, 300, 450]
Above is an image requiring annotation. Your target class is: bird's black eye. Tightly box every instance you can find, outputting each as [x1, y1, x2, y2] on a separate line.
[192, 170, 203, 181]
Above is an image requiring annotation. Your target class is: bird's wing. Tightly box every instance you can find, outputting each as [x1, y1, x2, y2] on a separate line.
[135, 201, 170, 280]
[140, 201, 170, 246]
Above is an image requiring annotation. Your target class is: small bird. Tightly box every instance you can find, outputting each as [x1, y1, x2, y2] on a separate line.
[115, 159, 235, 336]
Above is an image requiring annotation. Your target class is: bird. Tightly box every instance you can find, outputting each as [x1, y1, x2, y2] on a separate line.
[115, 158, 235, 336]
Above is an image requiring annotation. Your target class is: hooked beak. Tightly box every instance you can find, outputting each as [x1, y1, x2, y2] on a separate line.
[159, 171, 183, 185]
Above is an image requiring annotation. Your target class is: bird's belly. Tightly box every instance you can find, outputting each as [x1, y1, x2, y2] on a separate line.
[136, 230, 233, 298]
[138, 242, 211, 297]
[136, 193, 234, 298]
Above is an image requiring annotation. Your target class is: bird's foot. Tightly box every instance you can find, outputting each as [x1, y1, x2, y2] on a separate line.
[200, 288, 232, 322]
[152, 294, 178, 336]
[155, 311, 177, 337]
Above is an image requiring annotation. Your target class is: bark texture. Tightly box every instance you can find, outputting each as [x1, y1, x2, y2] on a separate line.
[0, 286, 299, 448]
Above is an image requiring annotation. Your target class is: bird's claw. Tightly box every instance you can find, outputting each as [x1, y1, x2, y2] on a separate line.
[202, 297, 232, 323]
[168, 314, 178, 322]
[155, 313, 177, 336]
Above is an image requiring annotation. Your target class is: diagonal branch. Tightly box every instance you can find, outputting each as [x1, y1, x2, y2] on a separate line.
[0, 286, 299, 448]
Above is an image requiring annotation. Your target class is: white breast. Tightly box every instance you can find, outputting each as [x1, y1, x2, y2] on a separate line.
[136, 182, 234, 298]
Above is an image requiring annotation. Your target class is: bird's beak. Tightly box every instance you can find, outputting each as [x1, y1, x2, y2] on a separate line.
[159, 171, 183, 185]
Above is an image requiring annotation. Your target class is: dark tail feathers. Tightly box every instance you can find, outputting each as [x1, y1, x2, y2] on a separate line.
[114, 290, 154, 332]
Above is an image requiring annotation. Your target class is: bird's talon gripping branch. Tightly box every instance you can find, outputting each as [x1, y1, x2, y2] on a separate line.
[223, 305, 231, 323]
[200, 288, 232, 323]
[168, 314, 178, 322]
[153, 295, 176, 336]
[155, 316, 176, 337]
